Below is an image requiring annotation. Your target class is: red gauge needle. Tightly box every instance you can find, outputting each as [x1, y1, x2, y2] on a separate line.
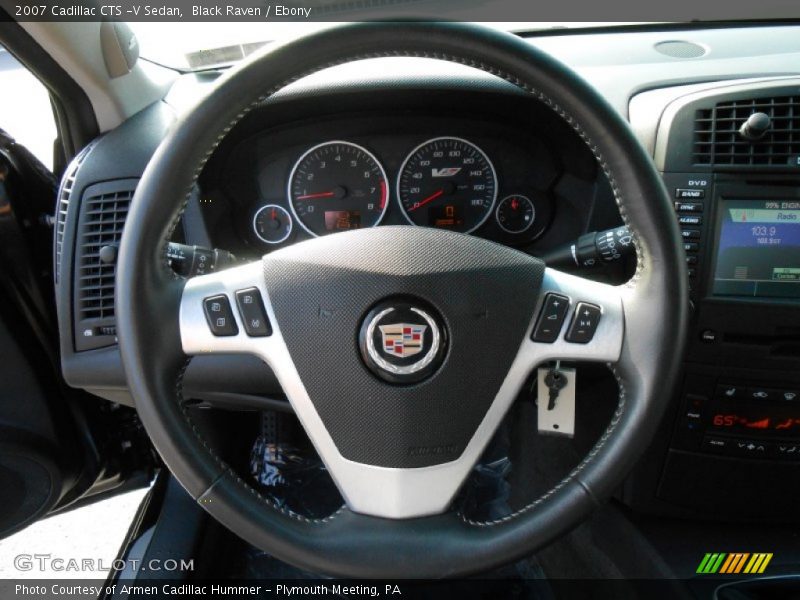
[295, 191, 336, 200]
[409, 189, 444, 212]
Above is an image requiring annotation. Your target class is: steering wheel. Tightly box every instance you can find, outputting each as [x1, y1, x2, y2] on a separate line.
[117, 22, 687, 578]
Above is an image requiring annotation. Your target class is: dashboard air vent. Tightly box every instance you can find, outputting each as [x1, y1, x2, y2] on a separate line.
[693, 96, 800, 167]
[77, 190, 131, 320]
[54, 140, 96, 283]
[73, 179, 137, 351]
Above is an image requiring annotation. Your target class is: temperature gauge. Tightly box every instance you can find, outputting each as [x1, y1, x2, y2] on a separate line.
[253, 204, 293, 244]
[496, 194, 535, 234]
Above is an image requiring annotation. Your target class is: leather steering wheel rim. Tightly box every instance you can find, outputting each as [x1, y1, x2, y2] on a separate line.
[117, 22, 688, 578]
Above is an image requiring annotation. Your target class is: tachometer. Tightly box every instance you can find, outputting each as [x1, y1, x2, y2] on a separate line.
[397, 137, 497, 234]
[288, 141, 389, 237]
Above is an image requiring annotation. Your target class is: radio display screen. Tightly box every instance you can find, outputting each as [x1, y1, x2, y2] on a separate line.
[712, 199, 800, 298]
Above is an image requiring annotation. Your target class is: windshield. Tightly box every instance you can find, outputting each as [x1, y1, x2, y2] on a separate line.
[130, 22, 639, 70]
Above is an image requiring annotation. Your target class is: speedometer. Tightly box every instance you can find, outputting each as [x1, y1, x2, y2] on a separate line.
[288, 141, 389, 237]
[397, 137, 497, 234]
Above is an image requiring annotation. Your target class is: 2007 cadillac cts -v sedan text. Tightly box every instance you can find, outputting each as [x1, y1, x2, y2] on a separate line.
[0, 9, 799, 598]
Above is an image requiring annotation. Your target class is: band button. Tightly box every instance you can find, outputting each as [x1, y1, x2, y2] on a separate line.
[675, 188, 705, 199]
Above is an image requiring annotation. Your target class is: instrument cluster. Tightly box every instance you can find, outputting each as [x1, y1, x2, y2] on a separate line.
[248, 135, 547, 244]
[198, 111, 579, 257]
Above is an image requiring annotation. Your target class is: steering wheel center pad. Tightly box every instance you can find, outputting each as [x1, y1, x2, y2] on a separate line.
[264, 226, 544, 468]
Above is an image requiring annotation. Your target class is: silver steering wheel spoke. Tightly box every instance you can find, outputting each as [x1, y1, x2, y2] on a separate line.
[180, 261, 280, 359]
[178, 260, 625, 520]
[521, 267, 626, 366]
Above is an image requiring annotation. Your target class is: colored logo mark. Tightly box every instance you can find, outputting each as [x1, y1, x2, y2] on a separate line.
[696, 553, 773, 574]
[379, 323, 426, 358]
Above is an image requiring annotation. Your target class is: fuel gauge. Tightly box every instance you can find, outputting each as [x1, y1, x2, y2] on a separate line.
[496, 194, 535, 234]
[253, 204, 293, 244]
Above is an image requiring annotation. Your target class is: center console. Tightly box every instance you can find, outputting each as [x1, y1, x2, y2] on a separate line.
[625, 79, 800, 521]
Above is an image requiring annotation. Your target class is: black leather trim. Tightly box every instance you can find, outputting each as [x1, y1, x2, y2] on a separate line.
[116, 22, 687, 577]
[199, 471, 595, 578]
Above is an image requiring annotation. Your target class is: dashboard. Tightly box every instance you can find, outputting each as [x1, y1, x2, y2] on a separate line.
[52, 24, 800, 526]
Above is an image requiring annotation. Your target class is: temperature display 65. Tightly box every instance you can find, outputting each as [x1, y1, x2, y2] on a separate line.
[712, 413, 800, 434]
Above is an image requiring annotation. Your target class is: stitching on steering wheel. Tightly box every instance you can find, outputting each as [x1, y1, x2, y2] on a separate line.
[174, 357, 346, 524]
[163, 46, 643, 527]
[460, 367, 627, 526]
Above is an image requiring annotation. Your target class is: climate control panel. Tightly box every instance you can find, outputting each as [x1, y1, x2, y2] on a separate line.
[674, 371, 800, 461]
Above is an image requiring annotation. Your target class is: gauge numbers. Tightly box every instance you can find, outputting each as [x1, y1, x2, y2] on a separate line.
[288, 141, 389, 237]
[397, 137, 497, 234]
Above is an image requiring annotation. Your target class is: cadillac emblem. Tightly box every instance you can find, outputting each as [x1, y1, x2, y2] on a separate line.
[379, 323, 427, 358]
[359, 299, 446, 384]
